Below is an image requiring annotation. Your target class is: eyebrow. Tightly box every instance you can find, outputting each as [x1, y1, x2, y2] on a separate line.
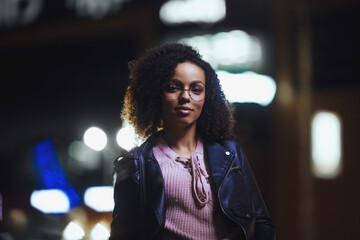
[169, 79, 205, 85]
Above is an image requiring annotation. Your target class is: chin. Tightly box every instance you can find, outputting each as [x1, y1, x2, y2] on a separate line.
[175, 119, 197, 127]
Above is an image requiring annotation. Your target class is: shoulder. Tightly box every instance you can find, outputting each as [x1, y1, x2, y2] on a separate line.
[209, 137, 248, 165]
[114, 149, 137, 168]
[206, 136, 242, 152]
[113, 131, 161, 183]
[222, 137, 240, 148]
[113, 149, 139, 183]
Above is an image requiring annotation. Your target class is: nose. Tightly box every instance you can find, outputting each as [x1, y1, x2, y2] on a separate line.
[179, 89, 191, 101]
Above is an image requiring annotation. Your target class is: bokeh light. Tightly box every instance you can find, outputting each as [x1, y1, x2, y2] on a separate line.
[83, 127, 108, 151]
[116, 122, 143, 151]
[217, 71, 277, 106]
[311, 111, 342, 179]
[179, 30, 262, 70]
[84, 186, 114, 212]
[89, 222, 110, 240]
[160, 0, 226, 25]
[63, 221, 85, 240]
[68, 140, 102, 170]
[30, 189, 70, 214]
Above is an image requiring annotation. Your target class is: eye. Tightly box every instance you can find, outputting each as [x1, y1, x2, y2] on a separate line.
[164, 82, 181, 93]
[190, 83, 204, 95]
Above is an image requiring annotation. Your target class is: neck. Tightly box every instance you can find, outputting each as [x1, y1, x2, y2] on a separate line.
[162, 124, 198, 158]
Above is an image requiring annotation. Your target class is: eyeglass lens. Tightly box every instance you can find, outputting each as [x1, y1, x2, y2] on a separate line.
[164, 81, 205, 101]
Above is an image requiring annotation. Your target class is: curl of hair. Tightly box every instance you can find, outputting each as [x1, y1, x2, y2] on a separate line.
[121, 43, 234, 141]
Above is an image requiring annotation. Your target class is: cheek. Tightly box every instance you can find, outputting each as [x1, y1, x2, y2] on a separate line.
[161, 97, 172, 117]
[194, 101, 205, 112]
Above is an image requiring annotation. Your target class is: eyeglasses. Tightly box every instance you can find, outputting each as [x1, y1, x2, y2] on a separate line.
[163, 80, 205, 101]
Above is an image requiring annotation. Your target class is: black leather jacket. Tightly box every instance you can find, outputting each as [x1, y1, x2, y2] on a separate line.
[110, 132, 276, 240]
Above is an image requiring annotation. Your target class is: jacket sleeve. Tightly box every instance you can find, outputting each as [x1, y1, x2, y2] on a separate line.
[109, 154, 143, 240]
[234, 141, 276, 240]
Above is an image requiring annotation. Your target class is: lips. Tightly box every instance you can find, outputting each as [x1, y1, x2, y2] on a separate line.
[175, 106, 193, 115]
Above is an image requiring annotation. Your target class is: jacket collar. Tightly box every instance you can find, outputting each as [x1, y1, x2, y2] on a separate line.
[204, 141, 235, 191]
[138, 131, 236, 187]
[137, 131, 163, 158]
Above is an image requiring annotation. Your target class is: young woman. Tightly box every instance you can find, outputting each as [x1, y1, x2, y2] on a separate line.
[110, 43, 276, 240]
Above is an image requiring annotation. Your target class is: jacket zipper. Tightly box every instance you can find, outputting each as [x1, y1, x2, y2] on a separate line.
[217, 154, 248, 240]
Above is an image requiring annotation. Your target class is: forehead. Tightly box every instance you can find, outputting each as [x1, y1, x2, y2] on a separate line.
[172, 62, 205, 84]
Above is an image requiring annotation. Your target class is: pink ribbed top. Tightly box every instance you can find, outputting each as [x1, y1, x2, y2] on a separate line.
[153, 136, 237, 240]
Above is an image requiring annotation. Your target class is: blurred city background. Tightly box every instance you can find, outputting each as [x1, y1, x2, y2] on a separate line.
[0, 0, 359, 239]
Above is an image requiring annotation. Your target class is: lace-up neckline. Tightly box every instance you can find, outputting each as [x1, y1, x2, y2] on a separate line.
[158, 136, 211, 207]
[175, 154, 210, 206]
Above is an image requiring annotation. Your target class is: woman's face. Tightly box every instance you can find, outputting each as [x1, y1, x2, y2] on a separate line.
[162, 62, 206, 128]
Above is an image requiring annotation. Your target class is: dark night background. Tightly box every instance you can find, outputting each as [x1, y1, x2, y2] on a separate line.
[1, 0, 359, 239]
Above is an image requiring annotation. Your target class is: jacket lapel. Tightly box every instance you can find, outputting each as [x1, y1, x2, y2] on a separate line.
[205, 141, 234, 191]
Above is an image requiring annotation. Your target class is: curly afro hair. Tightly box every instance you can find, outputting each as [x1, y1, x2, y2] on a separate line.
[121, 42, 234, 141]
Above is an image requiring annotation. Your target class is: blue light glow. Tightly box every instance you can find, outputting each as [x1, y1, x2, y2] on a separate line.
[33, 138, 81, 210]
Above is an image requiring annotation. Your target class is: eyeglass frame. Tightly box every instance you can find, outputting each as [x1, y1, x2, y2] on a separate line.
[162, 80, 206, 102]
